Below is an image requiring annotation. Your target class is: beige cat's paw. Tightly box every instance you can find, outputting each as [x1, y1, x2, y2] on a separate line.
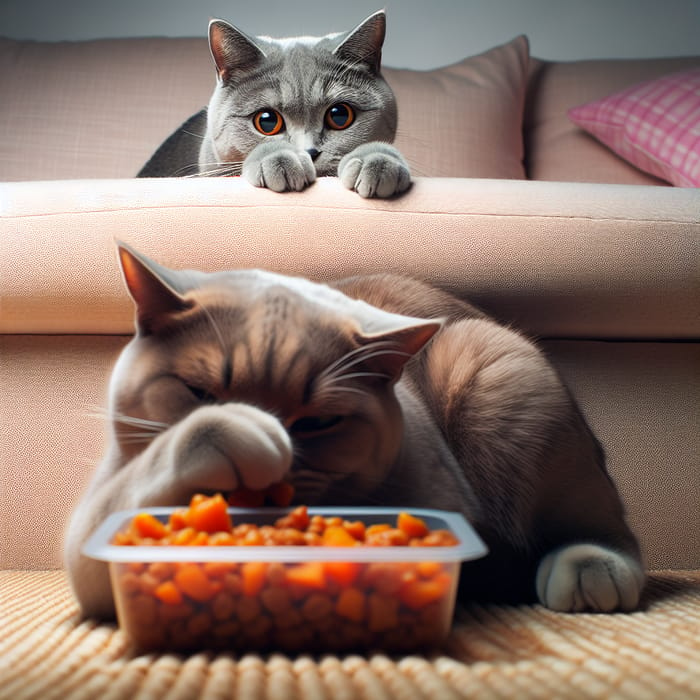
[536, 543, 645, 612]
[172, 403, 293, 494]
[243, 142, 316, 192]
[338, 143, 411, 198]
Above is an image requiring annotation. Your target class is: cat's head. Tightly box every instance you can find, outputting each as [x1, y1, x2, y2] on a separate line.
[110, 243, 440, 504]
[204, 10, 397, 176]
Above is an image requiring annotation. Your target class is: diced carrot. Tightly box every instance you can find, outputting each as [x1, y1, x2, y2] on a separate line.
[132, 512, 168, 540]
[154, 580, 183, 606]
[398, 572, 452, 610]
[365, 523, 391, 537]
[227, 487, 266, 508]
[285, 561, 326, 590]
[186, 493, 232, 534]
[266, 481, 295, 507]
[335, 587, 366, 622]
[241, 561, 268, 596]
[397, 512, 429, 538]
[168, 509, 189, 531]
[203, 561, 237, 579]
[174, 564, 218, 602]
[322, 525, 358, 547]
[416, 561, 443, 579]
[343, 520, 366, 541]
[367, 592, 399, 631]
[324, 561, 361, 587]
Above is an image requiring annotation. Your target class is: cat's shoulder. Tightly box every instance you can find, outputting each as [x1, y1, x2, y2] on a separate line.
[331, 273, 486, 322]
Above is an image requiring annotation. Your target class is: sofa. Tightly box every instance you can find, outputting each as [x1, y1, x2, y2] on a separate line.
[1, 31, 699, 699]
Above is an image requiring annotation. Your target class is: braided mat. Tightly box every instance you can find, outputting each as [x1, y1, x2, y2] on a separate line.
[1, 570, 698, 700]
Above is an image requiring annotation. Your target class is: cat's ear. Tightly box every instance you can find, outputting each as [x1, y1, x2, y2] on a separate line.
[208, 19, 266, 83]
[334, 9, 386, 74]
[116, 242, 194, 335]
[358, 315, 442, 381]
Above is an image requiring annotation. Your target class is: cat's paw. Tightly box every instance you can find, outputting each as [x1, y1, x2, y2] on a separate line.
[338, 143, 411, 198]
[171, 403, 293, 493]
[536, 543, 645, 612]
[243, 141, 316, 192]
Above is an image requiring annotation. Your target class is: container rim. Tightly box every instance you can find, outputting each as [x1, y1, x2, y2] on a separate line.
[83, 506, 488, 563]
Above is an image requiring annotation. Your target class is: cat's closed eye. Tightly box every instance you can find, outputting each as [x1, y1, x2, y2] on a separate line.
[185, 383, 217, 404]
[290, 415, 343, 436]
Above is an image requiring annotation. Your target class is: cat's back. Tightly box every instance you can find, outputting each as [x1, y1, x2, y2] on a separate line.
[332, 273, 486, 325]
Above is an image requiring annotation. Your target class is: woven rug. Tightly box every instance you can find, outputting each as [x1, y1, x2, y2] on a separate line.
[1, 569, 698, 699]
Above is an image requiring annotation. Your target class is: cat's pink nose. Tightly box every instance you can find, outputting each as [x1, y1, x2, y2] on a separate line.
[307, 148, 321, 161]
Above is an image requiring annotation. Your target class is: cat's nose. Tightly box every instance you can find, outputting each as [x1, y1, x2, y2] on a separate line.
[306, 148, 321, 162]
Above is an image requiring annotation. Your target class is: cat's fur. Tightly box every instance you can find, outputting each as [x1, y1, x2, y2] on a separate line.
[137, 11, 410, 198]
[65, 244, 645, 618]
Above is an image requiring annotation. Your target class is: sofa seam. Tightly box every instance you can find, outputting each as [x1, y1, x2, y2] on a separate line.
[1, 206, 698, 227]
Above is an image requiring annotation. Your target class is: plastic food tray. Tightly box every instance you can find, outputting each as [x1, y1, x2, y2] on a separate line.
[84, 507, 487, 653]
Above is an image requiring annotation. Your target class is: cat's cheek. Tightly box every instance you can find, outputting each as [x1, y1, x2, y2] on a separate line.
[141, 376, 197, 426]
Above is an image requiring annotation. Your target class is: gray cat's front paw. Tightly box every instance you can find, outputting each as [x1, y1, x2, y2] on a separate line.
[536, 543, 645, 612]
[338, 143, 411, 198]
[243, 141, 316, 192]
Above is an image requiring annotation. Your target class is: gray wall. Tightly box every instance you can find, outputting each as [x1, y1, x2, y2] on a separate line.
[1, 0, 698, 68]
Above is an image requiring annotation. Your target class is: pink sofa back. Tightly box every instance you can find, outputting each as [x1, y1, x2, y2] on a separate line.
[1, 35, 698, 185]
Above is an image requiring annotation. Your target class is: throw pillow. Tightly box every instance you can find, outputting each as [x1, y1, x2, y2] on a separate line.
[568, 68, 700, 187]
[385, 35, 530, 180]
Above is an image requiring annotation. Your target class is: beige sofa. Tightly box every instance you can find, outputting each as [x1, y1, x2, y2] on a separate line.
[1, 33, 699, 699]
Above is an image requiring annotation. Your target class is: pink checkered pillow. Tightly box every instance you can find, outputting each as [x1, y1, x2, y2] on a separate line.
[568, 68, 700, 187]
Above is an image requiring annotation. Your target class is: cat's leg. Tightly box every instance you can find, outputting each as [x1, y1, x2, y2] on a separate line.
[338, 142, 411, 198]
[422, 317, 645, 612]
[242, 141, 316, 192]
[65, 403, 292, 617]
[536, 543, 645, 612]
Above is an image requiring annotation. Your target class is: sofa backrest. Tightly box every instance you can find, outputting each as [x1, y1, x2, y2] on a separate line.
[2, 34, 698, 185]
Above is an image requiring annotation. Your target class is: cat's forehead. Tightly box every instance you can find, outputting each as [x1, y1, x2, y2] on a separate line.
[212, 269, 425, 336]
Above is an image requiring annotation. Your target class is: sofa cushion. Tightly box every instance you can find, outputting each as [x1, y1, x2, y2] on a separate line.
[384, 35, 529, 180]
[569, 68, 700, 187]
[525, 55, 700, 184]
[1, 177, 698, 340]
[0, 35, 529, 182]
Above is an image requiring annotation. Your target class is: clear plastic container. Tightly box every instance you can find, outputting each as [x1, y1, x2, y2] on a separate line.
[84, 506, 487, 653]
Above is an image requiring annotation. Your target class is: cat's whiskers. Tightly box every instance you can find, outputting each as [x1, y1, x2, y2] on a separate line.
[190, 162, 243, 178]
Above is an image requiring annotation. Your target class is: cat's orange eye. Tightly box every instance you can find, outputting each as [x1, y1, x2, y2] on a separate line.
[325, 103, 355, 130]
[253, 109, 285, 136]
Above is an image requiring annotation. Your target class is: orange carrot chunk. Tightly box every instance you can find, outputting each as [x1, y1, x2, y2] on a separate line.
[174, 564, 218, 602]
[335, 587, 366, 622]
[325, 561, 361, 587]
[285, 561, 326, 589]
[154, 580, 184, 606]
[132, 512, 168, 540]
[186, 493, 232, 534]
[322, 525, 359, 547]
[241, 561, 268, 597]
[398, 572, 452, 610]
[397, 511, 429, 538]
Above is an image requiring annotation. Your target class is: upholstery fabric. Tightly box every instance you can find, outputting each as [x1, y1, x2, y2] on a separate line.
[1, 570, 698, 699]
[569, 68, 700, 187]
[525, 55, 700, 184]
[0, 35, 529, 183]
[2, 177, 698, 339]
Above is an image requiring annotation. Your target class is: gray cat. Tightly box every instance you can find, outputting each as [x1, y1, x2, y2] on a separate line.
[137, 10, 410, 198]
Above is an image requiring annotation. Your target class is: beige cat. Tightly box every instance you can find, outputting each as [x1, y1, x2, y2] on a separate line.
[65, 243, 645, 618]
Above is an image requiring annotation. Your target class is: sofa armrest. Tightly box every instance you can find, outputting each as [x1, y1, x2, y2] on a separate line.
[1, 177, 698, 339]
